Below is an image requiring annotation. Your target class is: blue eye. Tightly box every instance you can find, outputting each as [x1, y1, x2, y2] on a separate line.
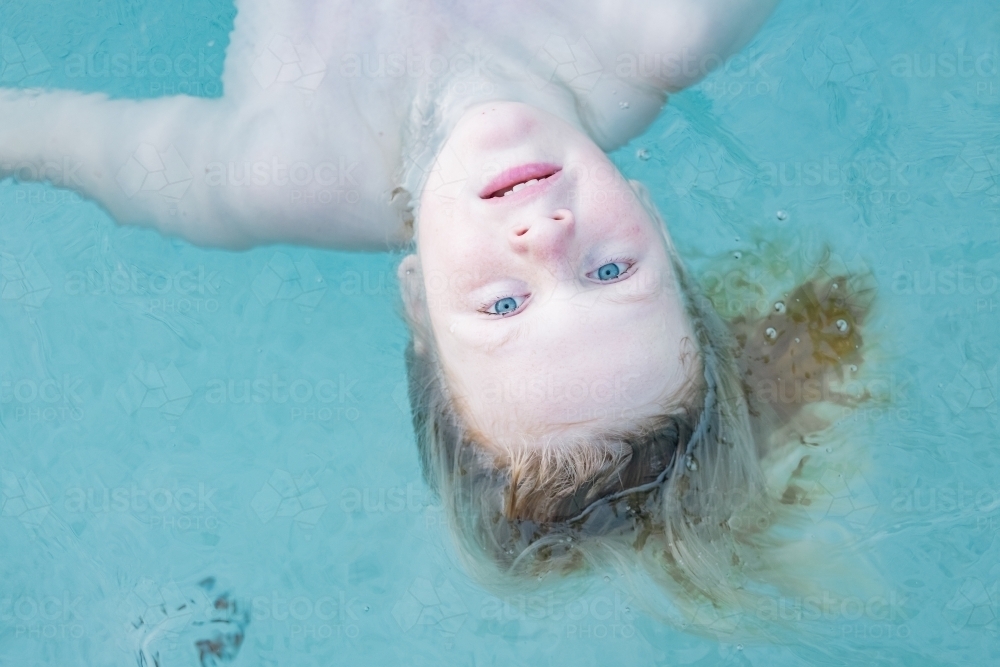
[483, 296, 523, 316]
[493, 297, 518, 314]
[596, 262, 626, 281]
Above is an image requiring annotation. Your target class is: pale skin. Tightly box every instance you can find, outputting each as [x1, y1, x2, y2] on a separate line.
[0, 0, 779, 441]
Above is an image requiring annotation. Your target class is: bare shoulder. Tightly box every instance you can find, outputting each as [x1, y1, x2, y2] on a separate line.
[592, 0, 780, 91]
[456, 0, 780, 150]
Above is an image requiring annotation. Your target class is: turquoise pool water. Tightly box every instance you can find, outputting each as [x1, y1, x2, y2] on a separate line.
[1, 1, 999, 665]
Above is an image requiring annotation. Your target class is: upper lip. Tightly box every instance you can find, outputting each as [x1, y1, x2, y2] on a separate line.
[480, 163, 562, 200]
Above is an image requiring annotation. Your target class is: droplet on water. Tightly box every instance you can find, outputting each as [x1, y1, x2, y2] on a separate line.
[765, 327, 777, 340]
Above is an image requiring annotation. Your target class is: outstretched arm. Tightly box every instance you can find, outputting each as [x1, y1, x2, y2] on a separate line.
[0, 86, 406, 250]
[0, 89, 243, 245]
[0, 89, 266, 245]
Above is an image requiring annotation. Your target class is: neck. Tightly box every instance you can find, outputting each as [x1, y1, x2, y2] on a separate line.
[394, 51, 587, 219]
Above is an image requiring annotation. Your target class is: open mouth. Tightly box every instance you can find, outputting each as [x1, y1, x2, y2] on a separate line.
[480, 163, 562, 199]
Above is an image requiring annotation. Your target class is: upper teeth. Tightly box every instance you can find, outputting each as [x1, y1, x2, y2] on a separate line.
[504, 178, 539, 196]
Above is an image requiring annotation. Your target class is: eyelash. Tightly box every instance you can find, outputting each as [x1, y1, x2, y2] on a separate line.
[479, 258, 636, 317]
[590, 257, 635, 281]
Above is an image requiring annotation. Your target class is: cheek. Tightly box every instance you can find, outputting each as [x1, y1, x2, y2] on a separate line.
[418, 232, 496, 312]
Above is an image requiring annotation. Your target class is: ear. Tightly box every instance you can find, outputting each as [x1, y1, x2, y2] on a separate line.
[397, 254, 429, 355]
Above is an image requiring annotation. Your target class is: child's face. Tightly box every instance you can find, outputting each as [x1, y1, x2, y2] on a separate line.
[411, 102, 700, 445]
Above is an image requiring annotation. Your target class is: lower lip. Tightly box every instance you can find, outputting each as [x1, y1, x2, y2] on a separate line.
[480, 162, 562, 200]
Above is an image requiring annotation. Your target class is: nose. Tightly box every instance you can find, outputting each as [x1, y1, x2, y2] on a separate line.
[508, 208, 575, 260]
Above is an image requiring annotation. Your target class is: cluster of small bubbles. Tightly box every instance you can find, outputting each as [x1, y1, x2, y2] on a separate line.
[637, 148, 651, 161]
[619, 101, 630, 109]
[685, 455, 699, 471]
[774, 301, 786, 314]
[765, 327, 778, 340]
[836, 319, 850, 333]
[776, 210, 788, 220]
[733, 251, 743, 260]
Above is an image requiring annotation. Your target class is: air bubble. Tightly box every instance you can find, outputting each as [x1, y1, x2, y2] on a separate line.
[637, 148, 650, 161]
[733, 251, 742, 260]
[619, 101, 630, 109]
[836, 319, 849, 333]
[774, 301, 786, 314]
[685, 455, 699, 471]
[765, 327, 777, 340]
[794, 337, 800, 343]
[776, 210, 788, 220]
[737, 644, 744, 651]
[850, 364, 858, 372]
